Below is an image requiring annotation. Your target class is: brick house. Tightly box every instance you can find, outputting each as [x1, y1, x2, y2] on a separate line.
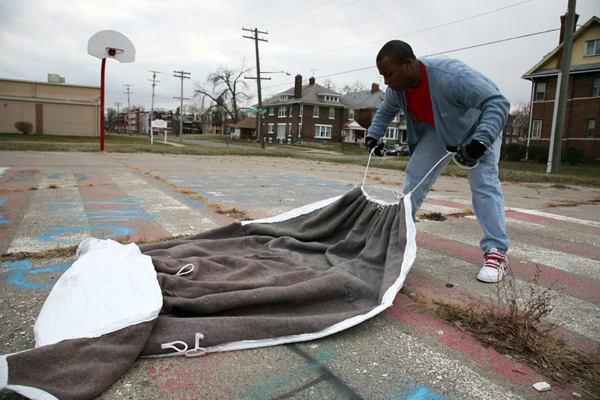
[343, 83, 407, 144]
[260, 75, 362, 144]
[522, 15, 600, 164]
[230, 116, 257, 140]
[502, 114, 528, 145]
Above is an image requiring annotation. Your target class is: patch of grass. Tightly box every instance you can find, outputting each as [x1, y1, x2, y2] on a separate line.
[402, 269, 600, 397]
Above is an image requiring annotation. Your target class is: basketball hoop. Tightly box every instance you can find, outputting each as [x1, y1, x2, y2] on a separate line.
[106, 47, 124, 57]
[87, 30, 135, 151]
[88, 31, 135, 63]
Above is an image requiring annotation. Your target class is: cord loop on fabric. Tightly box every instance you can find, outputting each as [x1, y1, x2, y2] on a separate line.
[160, 332, 207, 357]
[185, 332, 206, 358]
[160, 340, 188, 355]
[176, 263, 195, 276]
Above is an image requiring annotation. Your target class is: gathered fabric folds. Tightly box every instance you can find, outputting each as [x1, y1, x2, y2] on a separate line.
[0, 187, 416, 400]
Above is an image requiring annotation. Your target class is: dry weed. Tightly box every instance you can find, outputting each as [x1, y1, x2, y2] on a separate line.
[420, 212, 446, 221]
[461, 206, 475, 215]
[402, 269, 600, 397]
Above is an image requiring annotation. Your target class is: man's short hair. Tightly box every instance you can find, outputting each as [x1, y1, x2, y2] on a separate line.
[376, 40, 416, 64]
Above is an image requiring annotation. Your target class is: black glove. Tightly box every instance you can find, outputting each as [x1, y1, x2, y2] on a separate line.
[365, 137, 385, 157]
[447, 141, 487, 168]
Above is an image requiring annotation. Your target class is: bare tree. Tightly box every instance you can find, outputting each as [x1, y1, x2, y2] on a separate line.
[323, 78, 336, 91]
[341, 79, 368, 95]
[193, 61, 251, 124]
[105, 108, 117, 132]
[511, 100, 531, 133]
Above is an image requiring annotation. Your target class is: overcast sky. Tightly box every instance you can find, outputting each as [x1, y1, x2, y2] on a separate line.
[1, 0, 597, 114]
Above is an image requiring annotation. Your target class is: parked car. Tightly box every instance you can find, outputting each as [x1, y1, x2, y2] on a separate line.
[386, 145, 411, 156]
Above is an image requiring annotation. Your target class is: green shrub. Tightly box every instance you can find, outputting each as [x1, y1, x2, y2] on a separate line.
[528, 145, 549, 164]
[14, 121, 34, 135]
[564, 146, 584, 166]
[502, 143, 527, 162]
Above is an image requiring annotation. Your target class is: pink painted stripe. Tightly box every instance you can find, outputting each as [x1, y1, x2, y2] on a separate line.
[416, 232, 600, 302]
[505, 210, 600, 236]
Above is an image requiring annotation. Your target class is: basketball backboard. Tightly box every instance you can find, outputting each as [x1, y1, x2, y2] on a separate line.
[88, 30, 135, 62]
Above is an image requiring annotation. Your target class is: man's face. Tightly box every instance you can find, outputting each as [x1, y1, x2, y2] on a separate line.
[377, 56, 411, 92]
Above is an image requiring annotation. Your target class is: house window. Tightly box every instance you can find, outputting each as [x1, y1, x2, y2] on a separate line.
[532, 120, 542, 138]
[278, 106, 287, 117]
[299, 105, 303, 117]
[268, 123, 274, 134]
[322, 95, 339, 102]
[385, 127, 398, 140]
[315, 124, 332, 138]
[329, 107, 335, 119]
[593, 77, 600, 97]
[313, 106, 319, 117]
[277, 123, 286, 139]
[534, 82, 546, 101]
[349, 109, 354, 120]
[584, 39, 600, 57]
[587, 119, 595, 138]
[269, 107, 275, 116]
[280, 95, 289, 101]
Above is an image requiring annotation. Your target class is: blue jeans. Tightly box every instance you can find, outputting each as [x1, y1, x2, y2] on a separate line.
[401, 126, 510, 254]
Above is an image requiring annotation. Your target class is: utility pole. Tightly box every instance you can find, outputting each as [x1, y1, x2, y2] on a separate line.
[149, 70, 161, 144]
[243, 27, 268, 149]
[123, 84, 133, 135]
[549, 0, 576, 174]
[114, 102, 122, 134]
[173, 70, 190, 143]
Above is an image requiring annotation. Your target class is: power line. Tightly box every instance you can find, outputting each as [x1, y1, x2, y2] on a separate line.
[263, 28, 560, 90]
[264, 0, 364, 32]
[265, 0, 532, 59]
[246, 0, 316, 27]
[173, 70, 191, 142]
[274, 0, 419, 41]
[243, 27, 269, 149]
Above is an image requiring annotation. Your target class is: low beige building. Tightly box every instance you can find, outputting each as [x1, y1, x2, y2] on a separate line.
[0, 77, 101, 136]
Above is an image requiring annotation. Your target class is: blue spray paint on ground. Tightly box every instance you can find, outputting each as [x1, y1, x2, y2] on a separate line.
[249, 347, 338, 398]
[36, 199, 158, 242]
[38, 226, 135, 243]
[161, 171, 400, 209]
[5, 260, 70, 289]
[391, 385, 450, 400]
[0, 199, 10, 224]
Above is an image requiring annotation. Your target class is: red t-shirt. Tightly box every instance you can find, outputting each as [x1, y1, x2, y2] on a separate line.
[406, 62, 435, 126]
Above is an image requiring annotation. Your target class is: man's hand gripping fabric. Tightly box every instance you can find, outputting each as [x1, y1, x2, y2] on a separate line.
[447, 141, 487, 169]
[365, 137, 386, 157]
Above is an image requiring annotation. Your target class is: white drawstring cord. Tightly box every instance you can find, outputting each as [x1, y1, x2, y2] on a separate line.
[160, 340, 188, 355]
[185, 332, 206, 358]
[160, 332, 206, 357]
[361, 147, 377, 188]
[176, 263, 194, 276]
[408, 152, 453, 196]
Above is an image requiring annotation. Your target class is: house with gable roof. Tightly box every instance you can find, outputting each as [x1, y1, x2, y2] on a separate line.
[343, 83, 407, 144]
[522, 14, 600, 164]
[260, 75, 363, 144]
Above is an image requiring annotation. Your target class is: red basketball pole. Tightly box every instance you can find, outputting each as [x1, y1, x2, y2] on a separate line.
[100, 58, 106, 151]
